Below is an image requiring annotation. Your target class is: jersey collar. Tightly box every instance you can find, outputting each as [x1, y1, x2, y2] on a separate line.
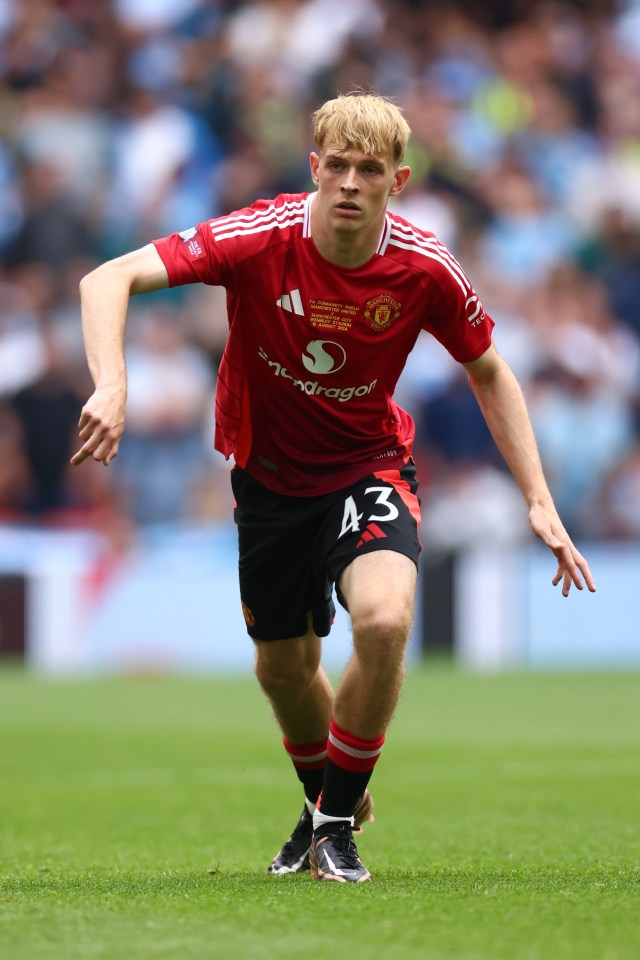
[304, 192, 392, 256]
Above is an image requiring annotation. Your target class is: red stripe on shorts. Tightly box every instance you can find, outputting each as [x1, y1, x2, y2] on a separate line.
[373, 467, 422, 525]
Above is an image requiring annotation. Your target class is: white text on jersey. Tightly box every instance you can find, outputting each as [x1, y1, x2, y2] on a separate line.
[258, 347, 376, 403]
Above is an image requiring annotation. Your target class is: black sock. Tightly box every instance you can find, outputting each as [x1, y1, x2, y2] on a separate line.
[296, 767, 325, 805]
[318, 757, 372, 819]
[282, 736, 327, 806]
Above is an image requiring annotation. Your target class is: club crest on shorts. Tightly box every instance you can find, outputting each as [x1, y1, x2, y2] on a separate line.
[364, 294, 401, 332]
[241, 601, 256, 627]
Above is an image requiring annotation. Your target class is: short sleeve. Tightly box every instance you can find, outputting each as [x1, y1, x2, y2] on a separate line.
[423, 262, 495, 364]
[152, 222, 226, 287]
[151, 195, 306, 290]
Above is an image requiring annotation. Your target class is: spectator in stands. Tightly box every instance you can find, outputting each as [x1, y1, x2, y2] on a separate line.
[0, 0, 636, 543]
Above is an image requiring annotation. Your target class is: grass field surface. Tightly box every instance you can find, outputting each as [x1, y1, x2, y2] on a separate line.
[1, 665, 638, 960]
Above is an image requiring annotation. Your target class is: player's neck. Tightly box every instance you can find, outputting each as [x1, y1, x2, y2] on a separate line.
[310, 207, 383, 269]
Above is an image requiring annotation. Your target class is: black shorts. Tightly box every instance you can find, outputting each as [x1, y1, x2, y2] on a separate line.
[231, 463, 422, 641]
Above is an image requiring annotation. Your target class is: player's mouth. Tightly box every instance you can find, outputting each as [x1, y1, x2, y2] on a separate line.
[335, 201, 361, 216]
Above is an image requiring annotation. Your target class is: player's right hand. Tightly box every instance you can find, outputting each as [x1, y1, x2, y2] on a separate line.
[70, 386, 126, 467]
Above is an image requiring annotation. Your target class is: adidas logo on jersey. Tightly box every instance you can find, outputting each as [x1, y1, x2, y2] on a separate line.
[356, 522, 388, 548]
[276, 289, 304, 316]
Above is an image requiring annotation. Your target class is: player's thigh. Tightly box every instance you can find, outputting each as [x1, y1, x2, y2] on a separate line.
[232, 467, 318, 640]
[324, 462, 421, 642]
[338, 549, 417, 643]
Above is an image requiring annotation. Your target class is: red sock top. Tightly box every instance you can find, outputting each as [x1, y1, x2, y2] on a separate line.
[327, 718, 385, 773]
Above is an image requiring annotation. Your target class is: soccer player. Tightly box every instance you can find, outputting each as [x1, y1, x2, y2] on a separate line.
[71, 93, 595, 883]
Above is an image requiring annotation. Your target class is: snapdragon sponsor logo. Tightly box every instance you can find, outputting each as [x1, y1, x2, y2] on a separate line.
[258, 346, 376, 403]
[302, 339, 346, 375]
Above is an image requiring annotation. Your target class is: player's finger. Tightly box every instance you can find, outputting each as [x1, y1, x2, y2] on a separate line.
[70, 429, 111, 466]
[582, 567, 596, 592]
[90, 435, 116, 463]
[70, 445, 92, 466]
[551, 560, 573, 595]
[78, 423, 96, 441]
[564, 557, 584, 592]
[78, 409, 93, 430]
[574, 554, 596, 593]
[104, 440, 120, 466]
[552, 540, 585, 588]
[79, 412, 116, 440]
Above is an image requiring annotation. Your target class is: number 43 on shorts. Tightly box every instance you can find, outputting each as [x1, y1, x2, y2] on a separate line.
[338, 487, 399, 538]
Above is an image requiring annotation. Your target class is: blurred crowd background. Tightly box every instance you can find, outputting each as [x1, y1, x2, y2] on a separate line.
[1, 0, 640, 550]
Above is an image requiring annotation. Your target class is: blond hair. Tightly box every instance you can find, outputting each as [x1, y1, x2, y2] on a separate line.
[312, 93, 411, 166]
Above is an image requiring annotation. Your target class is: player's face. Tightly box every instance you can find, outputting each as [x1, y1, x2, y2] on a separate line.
[310, 145, 410, 237]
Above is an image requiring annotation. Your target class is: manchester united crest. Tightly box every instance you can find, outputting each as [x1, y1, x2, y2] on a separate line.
[364, 294, 401, 332]
[241, 601, 256, 627]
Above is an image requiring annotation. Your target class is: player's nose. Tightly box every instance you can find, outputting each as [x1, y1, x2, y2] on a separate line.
[341, 168, 359, 191]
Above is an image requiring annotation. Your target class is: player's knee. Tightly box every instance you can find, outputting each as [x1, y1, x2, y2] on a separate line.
[254, 654, 317, 698]
[351, 606, 411, 658]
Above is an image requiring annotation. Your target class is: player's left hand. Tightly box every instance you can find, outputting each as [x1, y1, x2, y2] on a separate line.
[528, 503, 596, 598]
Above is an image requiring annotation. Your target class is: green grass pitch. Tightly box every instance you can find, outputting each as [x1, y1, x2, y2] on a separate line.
[1, 665, 638, 960]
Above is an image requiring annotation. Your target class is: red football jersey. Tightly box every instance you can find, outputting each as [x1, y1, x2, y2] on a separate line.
[153, 192, 494, 495]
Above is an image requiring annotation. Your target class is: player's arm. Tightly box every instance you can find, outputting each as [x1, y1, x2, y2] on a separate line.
[70, 243, 169, 467]
[464, 342, 596, 597]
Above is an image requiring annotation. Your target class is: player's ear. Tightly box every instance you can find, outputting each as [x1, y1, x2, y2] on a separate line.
[310, 152, 320, 186]
[389, 165, 411, 197]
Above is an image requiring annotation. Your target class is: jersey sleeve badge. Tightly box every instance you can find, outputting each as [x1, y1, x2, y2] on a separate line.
[178, 226, 203, 259]
[465, 294, 485, 328]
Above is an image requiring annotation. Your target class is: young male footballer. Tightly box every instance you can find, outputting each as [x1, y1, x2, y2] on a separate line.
[71, 93, 595, 883]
